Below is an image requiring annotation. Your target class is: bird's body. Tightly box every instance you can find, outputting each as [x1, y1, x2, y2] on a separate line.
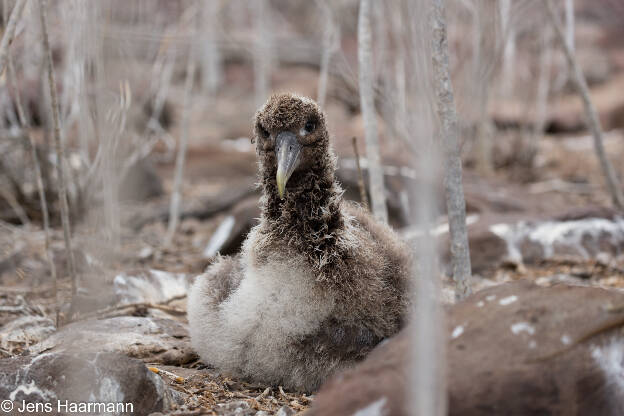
[188, 94, 410, 391]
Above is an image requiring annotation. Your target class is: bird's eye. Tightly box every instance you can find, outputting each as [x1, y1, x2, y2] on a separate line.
[258, 124, 270, 139]
[304, 119, 316, 133]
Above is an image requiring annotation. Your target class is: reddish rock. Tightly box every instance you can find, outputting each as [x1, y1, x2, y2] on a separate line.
[310, 281, 624, 416]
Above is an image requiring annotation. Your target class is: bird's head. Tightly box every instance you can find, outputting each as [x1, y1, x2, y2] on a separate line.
[254, 93, 330, 199]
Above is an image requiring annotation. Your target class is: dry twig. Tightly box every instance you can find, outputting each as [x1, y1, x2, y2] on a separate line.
[148, 367, 186, 384]
[0, 0, 27, 76]
[39, 0, 78, 295]
[316, 0, 338, 109]
[357, 0, 388, 223]
[5, 26, 58, 321]
[351, 136, 369, 211]
[165, 11, 198, 246]
[252, 0, 271, 108]
[73, 301, 186, 323]
[545, 0, 624, 209]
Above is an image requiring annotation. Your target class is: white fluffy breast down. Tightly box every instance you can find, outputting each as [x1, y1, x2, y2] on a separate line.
[188, 253, 335, 388]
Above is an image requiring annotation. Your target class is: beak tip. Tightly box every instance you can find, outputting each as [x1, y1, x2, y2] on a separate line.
[276, 170, 286, 199]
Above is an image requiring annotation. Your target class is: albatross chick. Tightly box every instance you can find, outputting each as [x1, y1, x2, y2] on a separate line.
[187, 93, 410, 392]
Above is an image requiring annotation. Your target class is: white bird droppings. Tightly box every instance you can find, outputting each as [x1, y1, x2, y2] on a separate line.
[561, 334, 571, 345]
[353, 397, 388, 416]
[486, 295, 497, 302]
[203, 215, 236, 258]
[499, 295, 518, 306]
[476, 301, 484, 307]
[511, 322, 535, 335]
[452, 325, 464, 339]
[590, 339, 624, 398]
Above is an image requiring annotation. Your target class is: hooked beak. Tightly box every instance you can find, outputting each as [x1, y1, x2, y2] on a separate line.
[275, 131, 302, 199]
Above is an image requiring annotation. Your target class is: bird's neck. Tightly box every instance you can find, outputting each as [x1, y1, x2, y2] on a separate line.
[259, 159, 345, 262]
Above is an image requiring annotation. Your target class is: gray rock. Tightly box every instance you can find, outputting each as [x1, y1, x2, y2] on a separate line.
[489, 216, 624, 264]
[113, 269, 189, 305]
[28, 316, 196, 365]
[0, 316, 55, 354]
[440, 210, 624, 274]
[0, 351, 172, 415]
[276, 406, 296, 416]
[216, 400, 255, 415]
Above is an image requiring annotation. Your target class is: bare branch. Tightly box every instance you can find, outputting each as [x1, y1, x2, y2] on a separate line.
[430, 0, 472, 300]
[8, 49, 58, 322]
[564, 0, 575, 52]
[316, 0, 338, 109]
[199, 0, 221, 94]
[351, 137, 369, 211]
[545, 0, 624, 209]
[253, 0, 272, 108]
[165, 13, 198, 246]
[0, 0, 27, 77]
[358, 0, 388, 223]
[39, 0, 78, 295]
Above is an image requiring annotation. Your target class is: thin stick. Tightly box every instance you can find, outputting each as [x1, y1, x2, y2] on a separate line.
[351, 136, 369, 211]
[358, 0, 388, 223]
[252, 0, 271, 108]
[0, 0, 27, 77]
[430, 0, 472, 300]
[316, 0, 337, 109]
[165, 15, 198, 246]
[3, 0, 56, 317]
[8, 41, 57, 321]
[39, 0, 77, 296]
[545, 0, 624, 209]
[564, 0, 574, 52]
[77, 302, 186, 322]
[199, 0, 221, 93]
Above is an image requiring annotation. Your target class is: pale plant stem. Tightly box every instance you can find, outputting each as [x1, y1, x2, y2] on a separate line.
[39, 0, 78, 296]
[565, 0, 574, 52]
[498, 0, 515, 97]
[358, 0, 388, 224]
[253, 0, 271, 108]
[165, 24, 198, 246]
[430, 0, 472, 300]
[0, 0, 27, 76]
[351, 136, 369, 211]
[532, 26, 553, 145]
[200, 0, 221, 94]
[316, 0, 335, 109]
[8, 51, 58, 322]
[406, 1, 446, 412]
[545, 0, 624, 209]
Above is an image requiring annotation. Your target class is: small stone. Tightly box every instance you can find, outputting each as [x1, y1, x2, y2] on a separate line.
[0, 316, 55, 353]
[276, 406, 296, 416]
[113, 269, 189, 305]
